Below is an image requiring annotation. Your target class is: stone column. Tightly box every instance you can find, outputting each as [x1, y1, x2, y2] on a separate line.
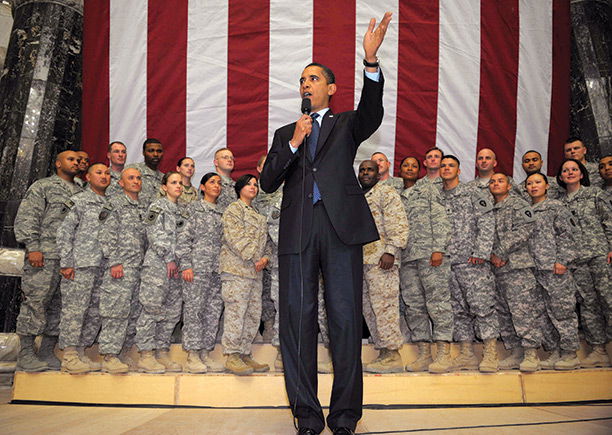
[570, 0, 612, 158]
[0, 2, 13, 70]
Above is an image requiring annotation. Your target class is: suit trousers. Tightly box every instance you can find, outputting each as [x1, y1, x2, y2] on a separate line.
[279, 202, 363, 433]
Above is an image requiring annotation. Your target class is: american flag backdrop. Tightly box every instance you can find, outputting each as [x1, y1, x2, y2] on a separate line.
[82, 0, 570, 184]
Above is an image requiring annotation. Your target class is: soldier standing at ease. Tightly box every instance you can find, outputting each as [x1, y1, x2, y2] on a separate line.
[599, 155, 612, 193]
[440, 156, 499, 373]
[371, 151, 404, 193]
[518, 150, 561, 200]
[563, 137, 604, 186]
[358, 160, 408, 373]
[106, 141, 127, 197]
[213, 148, 236, 212]
[14, 151, 82, 372]
[415, 147, 443, 188]
[525, 172, 581, 370]
[126, 138, 165, 208]
[176, 172, 226, 373]
[57, 163, 112, 373]
[489, 173, 543, 372]
[135, 172, 185, 373]
[75, 151, 90, 188]
[97, 167, 147, 373]
[176, 157, 199, 204]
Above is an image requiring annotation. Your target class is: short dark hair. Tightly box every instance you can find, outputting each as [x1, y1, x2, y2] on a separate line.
[305, 62, 335, 84]
[441, 155, 460, 167]
[177, 156, 194, 167]
[108, 141, 126, 152]
[556, 158, 590, 189]
[161, 171, 180, 186]
[200, 172, 219, 186]
[234, 174, 258, 198]
[400, 156, 421, 171]
[424, 147, 443, 158]
[565, 136, 582, 144]
[522, 150, 542, 158]
[86, 162, 108, 173]
[143, 138, 162, 151]
[525, 171, 548, 186]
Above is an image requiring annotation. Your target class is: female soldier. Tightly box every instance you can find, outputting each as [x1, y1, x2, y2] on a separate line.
[176, 157, 198, 204]
[177, 173, 225, 373]
[557, 159, 612, 368]
[525, 172, 580, 370]
[220, 174, 271, 375]
[136, 172, 185, 373]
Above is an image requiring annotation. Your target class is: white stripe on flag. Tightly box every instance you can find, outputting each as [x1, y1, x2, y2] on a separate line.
[436, 0, 481, 182]
[355, 0, 400, 170]
[268, 1, 314, 148]
[186, 0, 229, 184]
[514, 0, 553, 178]
[109, 0, 148, 165]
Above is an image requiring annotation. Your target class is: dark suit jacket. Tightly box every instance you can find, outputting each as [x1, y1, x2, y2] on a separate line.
[260, 72, 384, 255]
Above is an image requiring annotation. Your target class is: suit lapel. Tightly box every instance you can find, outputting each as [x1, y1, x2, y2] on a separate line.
[315, 109, 336, 159]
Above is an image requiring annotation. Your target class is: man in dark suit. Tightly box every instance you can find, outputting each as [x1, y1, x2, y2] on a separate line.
[260, 12, 392, 435]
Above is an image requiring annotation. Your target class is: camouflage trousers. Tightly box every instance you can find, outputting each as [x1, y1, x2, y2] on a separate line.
[400, 258, 453, 342]
[536, 270, 579, 352]
[363, 264, 403, 350]
[182, 271, 223, 351]
[494, 268, 543, 349]
[262, 268, 276, 323]
[221, 273, 262, 355]
[58, 266, 103, 349]
[135, 264, 182, 351]
[267, 266, 280, 347]
[317, 274, 330, 346]
[573, 256, 611, 344]
[16, 259, 61, 337]
[98, 266, 141, 355]
[450, 262, 498, 342]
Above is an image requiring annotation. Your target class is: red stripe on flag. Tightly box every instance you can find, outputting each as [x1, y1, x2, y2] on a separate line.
[227, 0, 270, 179]
[82, 0, 109, 163]
[313, 0, 356, 114]
[146, 0, 188, 173]
[547, 0, 570, 176]
[394, 0, 440, 177]
[475, 0, 519, 177]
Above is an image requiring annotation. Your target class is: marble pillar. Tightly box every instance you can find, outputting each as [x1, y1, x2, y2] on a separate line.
[570, 0, 612, 158]
[0, 2, 13, 71]
[0, 0, 83, 202]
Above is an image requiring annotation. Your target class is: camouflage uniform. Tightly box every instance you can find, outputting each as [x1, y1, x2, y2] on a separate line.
[106, 169, 123, 197]
[467, 176, 522, 200]
[491, 195, 542, 350]
[98, 193, 147, 355]
[379, 176, 404, 194]
[529, 198, 580, 351]
[14, 175, 82, 337]
[126, 162, 164, 208]
[585, 161, 604, 187]
[220, 200, 271, 355]
[400, 182, 453, 342]
[135, 198, 186, 351]
[558, 186, 612, 343]
[217, 174, 236, 213]
[363, 182, 408, 350]
[176, 199, 224, 351]
[178, 185, 199, 205]
[415, 175, 443, 189]
[57, 187, 111, 349]
[441, 183, 499, 342]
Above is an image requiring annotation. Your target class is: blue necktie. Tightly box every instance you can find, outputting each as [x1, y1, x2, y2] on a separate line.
[309, 113, 321, 203]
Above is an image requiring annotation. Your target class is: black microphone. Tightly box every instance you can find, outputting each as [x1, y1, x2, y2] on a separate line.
[301, 97, 311, 115]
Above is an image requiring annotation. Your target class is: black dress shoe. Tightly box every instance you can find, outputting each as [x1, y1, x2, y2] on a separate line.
[297, 428, 318, 435]
[332, 428, 355, 435]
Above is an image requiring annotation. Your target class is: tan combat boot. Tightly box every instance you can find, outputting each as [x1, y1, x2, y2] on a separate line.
[428, 341, 452, 374]
[102, 354, 129, 374]
[118, 349, 138, 371]
[274, 348, 284, 372]
[499, 347, 523, 370]
[37, 335, 60, 370]
[200, 350, 225, 372]
[156, 349, 182, 372]
[519, 348, 540, 372]
[137, 350, 165, 374]
[61, 346, 90, 374]
[479, 338, 498, 373]
[540, 349, 560, 370]
[77, 347, 101, 371]
[16, 335, 48, 372]
[185, 350, 207, 373]
[554, 350, 580, 370]
[364, 348, 404, 373]
[581, 345, 611, 368]
[225, 353, 253, 375]
[405, 342, 433, 372]
[241, 354, 270, 372]
[451, 341, 479, 371]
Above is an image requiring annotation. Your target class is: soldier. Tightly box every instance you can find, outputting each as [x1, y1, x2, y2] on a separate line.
[439, 156, 499, 373]
[176, 172, 225, 373]
[14, 150, 82, 372]
[57, 163, 112, 374]
[220, 174, 272, 375]
[598, 155, 612, 192]
[176, 157, 199, 204]
[399, 156, 420, 190]
[135, 172, 185, 373]
[415, 147, 443, 188]
[97, 167, 147, 373]
[358, 160, 408, 373]
[400, 156, 453, 374]
[525, 172, 581, 370]
[106, 141, 127, 197]
[518, 150, 561, 200]
[126, 138, 164, 208]
[557, 159, 611, 367]
[564, 137, 604, 186]
[213, 148, 236, 212]
[75, 150, 90, 188]
[371, 151, 404, 193]
[489, 173, 543, 372]
[468, 148, 521, 198]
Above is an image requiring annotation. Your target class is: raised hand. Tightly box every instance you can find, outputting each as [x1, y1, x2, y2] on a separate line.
[363, 11, 392, 63]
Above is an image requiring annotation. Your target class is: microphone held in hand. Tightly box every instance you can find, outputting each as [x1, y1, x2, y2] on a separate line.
[301, 98, 311, 115]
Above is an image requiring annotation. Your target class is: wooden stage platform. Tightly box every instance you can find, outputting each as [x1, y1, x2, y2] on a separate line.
[11, 343, 612, 408]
